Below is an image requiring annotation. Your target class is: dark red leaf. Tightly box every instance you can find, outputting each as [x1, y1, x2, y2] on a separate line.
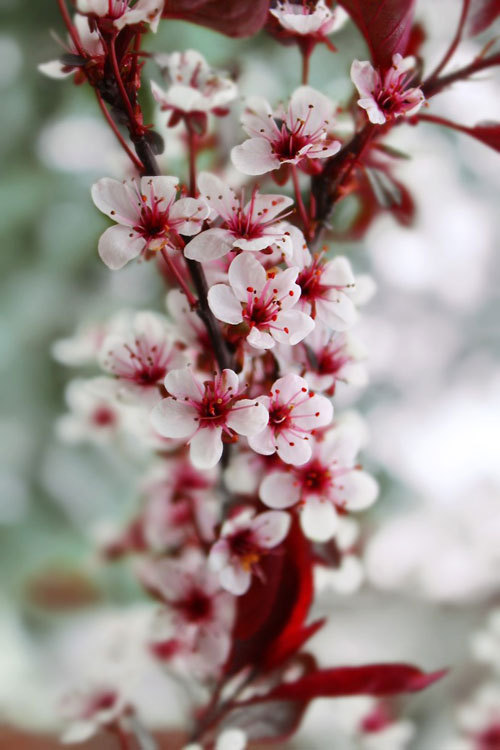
[267, 664, 447, 701]
[337, 0, 417, 68]
[162, 0, 270, 37]
[465, 0, 500, 36]
[262, 619, 326, 671]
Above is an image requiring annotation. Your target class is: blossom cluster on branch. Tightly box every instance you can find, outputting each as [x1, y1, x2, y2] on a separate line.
[41, 0, 500, 746]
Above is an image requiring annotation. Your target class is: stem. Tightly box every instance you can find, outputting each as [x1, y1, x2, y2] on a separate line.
[291, 165, 311, 239]
[422, 52, 500, 99]
[427, 0, 470, 80]
[108, 34, 139, 133]
[108, 722, 130, 750]
[95, 91, 144, 171]
[57, 0, 86, 58]
[186, 123, 198, 197]
[160, 248, 198, 308]
[301, 48, 311, 85]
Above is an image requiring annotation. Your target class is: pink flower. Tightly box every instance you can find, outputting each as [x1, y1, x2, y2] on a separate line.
[91, 176, 209, 270]
[231, 86, 341, 175]
[295, 251, 358, 330]
[248, 373, 333, 465]
[184, 172, 294, 262]
[144, 548, 235, 676]
[260, 418, 378, 542]
[76, 0, 162, 32]
[150, 368, 269, 469]
[208, 253, 314, 349]
[351, 54, 425, 126]
[151, 50, 237, 128]
[270, 0, 348, 40]
[99, 311, 186, 404]
[60, 686, 124, 744]
[38, 15, 104, 80]
[208, 507, 291, 595]
[56, 377, 127, 445]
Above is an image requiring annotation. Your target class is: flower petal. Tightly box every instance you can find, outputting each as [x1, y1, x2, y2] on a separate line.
[208, 284, 243, 325]
[219, 563, 251, 595]
[164, 368, 203, 400]
[150, 398, 197, 438]
[184, 228, 235, 261]
[276, 433, 312, 465]
[228, 252, 267, 299]
[226, 399, 269, 436]
[197, 172, 238, 222]
[98, 225, 144, 270]
[189, 426, 223, 469]
[252, 510, 291, 548]
[170, 197, 209, 235]
[337, 470, 379, 511]
[91, 177, 137, 225]
[259, 471, 300, 509]
[301, 497, 338, 542]
[231, 138, 279, 176]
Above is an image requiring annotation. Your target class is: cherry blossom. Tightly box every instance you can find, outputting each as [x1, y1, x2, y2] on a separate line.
[99, 311, 186, 404]
[231, 86, 341, 175]
[184, 172, 294, 262]
[208, 253, 314, 349]
[151, 50, 237, 129]
[444, 684, 500, 750]
[60, 685, 125, 744]
[260, 417, 378, 541]
[248, 373, 333, 465]
[150, 368, 269, 469]
[144, 548, 235, 676]
[208, 507, 291, 595]
[292, 249, 358, 330]
[270, 0, 348, 42]
[56, 377, 127, 445]
[76, 0, 162, 32]
[38, 15, 105, 80]
[351, 54, 425, 126]
[184, 728, 247, 750]
[91, 176, 209, 270]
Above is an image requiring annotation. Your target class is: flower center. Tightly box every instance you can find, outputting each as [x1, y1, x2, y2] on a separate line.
[197, 383, 232, 427]
[92, 405, 116, 427]
[179, 588, 213, 623]
[298, 459, 331, 493]
[229, 529, 260, 570]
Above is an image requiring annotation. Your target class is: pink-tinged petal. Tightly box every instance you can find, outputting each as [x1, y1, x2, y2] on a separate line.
[269, 266, 300, 302]
[259, 472, 300, 509]
[272, 373, 308, 402]
[320, 419, 366, 466]
[338, 470, 379, 511]
[184, 227, 234, 262]
[197, 172, 238, 222]
[248, 426, 276, 456]
[322, 256, 356, 288]
[273, 310, 315, 346]
[301, 497, 338, 542]
[247, 327, 275, 349]
[231, 138, 280, 176]
[243, 192, 294, 223]
[276, 433, 312, 466]
[98, 226, 144, 270]
[189, 426, 223, 469]
[350, 60, 379, 98]
[241, 96, 278, 139]
[228, 252, 267, 299]
[316, 292, 357, 330]
[226, 399, 269, 436]
[164, 367, 203, 400]
[233, 235, 281, 253]
[306, 140, 342, 160]
[358, 98, 386, 124]
[252, 510, 291, 548]
[140, 175, 178, 205]
[170, 197, 209, 235]
[220, 368, 240, 394]
[208, 540, 231, 572]
[220, 563, 251, 596]
[150, 398, 198, 439]
[286, 86, 336, 135]
[38, 60, 73, 79]
[293, 392, 333, 429]
[91, 178, 137, 226]
[208, 284, 243, 325]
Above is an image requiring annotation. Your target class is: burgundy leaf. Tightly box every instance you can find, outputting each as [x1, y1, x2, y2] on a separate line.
[262, 620, 325, 672]
[338, 0, 417, 68]
[465, 0, 500, 36]
[162, 0, 270, 37]
[267, 664, 447, 702]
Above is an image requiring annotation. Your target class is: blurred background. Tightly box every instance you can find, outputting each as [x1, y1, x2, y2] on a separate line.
[1, 0, 500, 747]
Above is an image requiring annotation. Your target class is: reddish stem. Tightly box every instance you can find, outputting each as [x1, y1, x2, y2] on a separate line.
[57, 0, 86, 58]
[427, 0, 471, 80]
[186, 123, 198, 197]
[160, 248, 198, 308]
[422, 52, 500, 99]
[108, 34, 140, 133]
[291, 164, 311, 239]
[95, 91, 144, 171]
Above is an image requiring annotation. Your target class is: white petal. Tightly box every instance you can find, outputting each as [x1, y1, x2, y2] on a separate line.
[273, 310, 315, 345]
[286, 86, 336, 134]
[98, 225, 144, 270]
[248, 425, 276, 456]
[316, 292, 357, 331]
[322, 256, 356, 287]
[61, 720, 96, 744]
[247, 327, 275, 349]
[219, 563, 251, 595]
[189, 427, 223, 469]
[184, 228, 234, 261]
[170, 197, 209, 235]
[38, 60, 73, 79]
[231, 138, 279, 176]
[252, 510, 290, 548]
[292, 392, 333, 429]
[259, 471, 300, 509]
[208, 284, 243, 325]
[338, 470, 378, 511]
[141, 175, 178, 205]
[272, 373, 308, 402]
[301, 497, 338, 542]
[228, 252, 267, 299]
[91, 177, 137, 225]
[226, 399, 268, 436]
[243, 192, 294, 223]
[164, 368, 203, 400]
[350, 59, 378, 97]
[240, 96, 277, 139]
[216, 728, 247, 750]
[276, 433, 312, 466]
[208, 540, 231, 572]
[150, 398, 197, 438]
[197, 172, 238, 222]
